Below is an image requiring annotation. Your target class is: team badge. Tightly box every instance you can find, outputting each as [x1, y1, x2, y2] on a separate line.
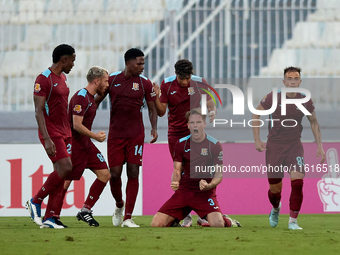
[188, 87, 195, 96]
[74, 104, 82, 113]
[261, 95, 267, 103]
[201, 148, 208, 156]
[34, 83, 41, 93]
[218, 151, 223, 161]
[132, 83, 139, 91]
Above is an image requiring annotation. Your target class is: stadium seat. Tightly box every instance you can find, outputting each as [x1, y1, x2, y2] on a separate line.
[0, 51, 30, 77]
[10, 0, 44, 24]
[307, 0, 339, 22]
[87, 51, 117, 73]
[72, 0, 104, 24]
[19, 25, 52, 50]
[53, 24, 81, 48]
[318, 22, 340, 48]
[247, 76, 283, 104]
[0, 24, 21, 51]
[259, 49, 297, 77]
[295, 49, 325, 76]
[320, 49, 340, 76]
[27, 51, 52, 76]
[67, 50, 89, 77]
[0, 0, 16, 24]
[284, 22, 321, 48]
[45, 0, 73, 24]
[6, 77, 33, 111]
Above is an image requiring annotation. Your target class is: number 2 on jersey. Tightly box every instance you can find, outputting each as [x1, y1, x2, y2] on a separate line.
[134, 145, 143, 156]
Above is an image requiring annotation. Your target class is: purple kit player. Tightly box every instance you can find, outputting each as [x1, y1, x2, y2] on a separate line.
[95, 48, 158, 227]
[60, 66, 110, 227]
[252, 66, 326, 230]
[153, 59, 216, 227]
[26, 44, 76, 229]
[151, 108, 241, 228]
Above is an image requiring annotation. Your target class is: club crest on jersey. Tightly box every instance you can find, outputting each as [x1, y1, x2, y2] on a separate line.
[132, 83, 139, 91]
[188, 87, 195, 96]
[34, 83, 41, 93]
[74, 104, 82, 113]
[218, 151, 223, 161]
[201, 148, 208, 156]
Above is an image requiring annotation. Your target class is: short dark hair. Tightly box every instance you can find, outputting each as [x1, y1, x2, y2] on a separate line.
[284, 66, 302, 78]
[52, 44, 75, 63]
[124, 48, 144, 63]
[175, 59, 193, 78]
[185, 108, 206, 122]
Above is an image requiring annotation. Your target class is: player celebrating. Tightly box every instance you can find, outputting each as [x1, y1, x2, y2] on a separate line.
[151, 108, 241, 228]
[26, 44, 76, 228]
[252, 66, 326, 230]
[60, 66, 110, 227]
[95, 48, 158, 227]
[152, 59, 216, 227]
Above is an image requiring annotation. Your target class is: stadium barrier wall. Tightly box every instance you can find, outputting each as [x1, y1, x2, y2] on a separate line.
[0, 142, 339, 217]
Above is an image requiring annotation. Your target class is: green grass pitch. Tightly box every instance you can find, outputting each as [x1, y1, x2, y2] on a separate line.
[1, 214, 339, 255]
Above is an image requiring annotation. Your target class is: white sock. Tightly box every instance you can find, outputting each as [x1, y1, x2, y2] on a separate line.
[289, 217, 297, 224]
[273, 207, 280, 213]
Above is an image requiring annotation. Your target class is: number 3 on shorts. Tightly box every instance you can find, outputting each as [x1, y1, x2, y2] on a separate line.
[134, 145, 143, 156]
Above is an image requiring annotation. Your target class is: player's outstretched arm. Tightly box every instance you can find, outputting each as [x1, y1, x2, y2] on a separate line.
[73, 115, 106, 142]
[252, 104, 266, 152]
[152, 83, 167, 117]
[146, 100, 158, 143]
[94, 90, 108, 107]
[307, 111, 326, 163]
[34, 95, 56, 157]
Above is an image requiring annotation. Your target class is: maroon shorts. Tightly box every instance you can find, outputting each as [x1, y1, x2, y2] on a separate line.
[67, 143, 108, 181]
[266, 140, 305, 184]
[40, 137, 72, 163]
[168, 132, 190, 160]
[158, 188, 221, 220]
[107, 137, 144, 168]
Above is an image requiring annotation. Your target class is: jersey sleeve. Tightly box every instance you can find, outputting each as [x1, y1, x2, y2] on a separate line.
[159, 80, 168, 104]
[71, 95, 88, 117]
[201, 78, 213, 101]
[173, 140, 183, 162]
[144, 78, 156, 102]
[304, 97, 315, 114]
[260, 92, 273, 110]
[212, 142, 223, 165]
[34, 75, 50, 97]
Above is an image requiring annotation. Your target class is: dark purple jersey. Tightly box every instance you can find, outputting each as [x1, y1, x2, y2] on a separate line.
[159, 75, 212, 136]
[260, 91, 315, 143]
[69, 88, 97, 149]
[107, 71, 156, 138]
[173, 134, 223, 192]
[34, 68, 71, 139]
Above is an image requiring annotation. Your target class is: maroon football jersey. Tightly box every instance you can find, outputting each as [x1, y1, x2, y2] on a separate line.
[107, 71, 156, 138]
[34, 68, 71, 139]
[173, 134, 223, 192]
[69, 88, 97, 149]
[159, 75, 212, 136]
[260, 91, 315, 143]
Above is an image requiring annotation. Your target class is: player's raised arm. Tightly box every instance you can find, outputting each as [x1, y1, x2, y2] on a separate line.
[307, 110, 326, 163]
[207, 98, 216, 123]
[252, 104, 266, 152]
[34, 95, 56, 156]
[146, 100, 158, 143]
[94, 89, 108, 107]
[152, 82, 167, 117]
[171, 161, 182, 191]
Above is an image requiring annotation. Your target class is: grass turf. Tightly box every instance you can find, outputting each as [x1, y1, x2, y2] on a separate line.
[1, 214, 339, 255]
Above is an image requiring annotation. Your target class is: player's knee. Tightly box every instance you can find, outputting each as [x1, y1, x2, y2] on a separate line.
[151, 219, 165, 227]
[209, 219, 224, 228]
